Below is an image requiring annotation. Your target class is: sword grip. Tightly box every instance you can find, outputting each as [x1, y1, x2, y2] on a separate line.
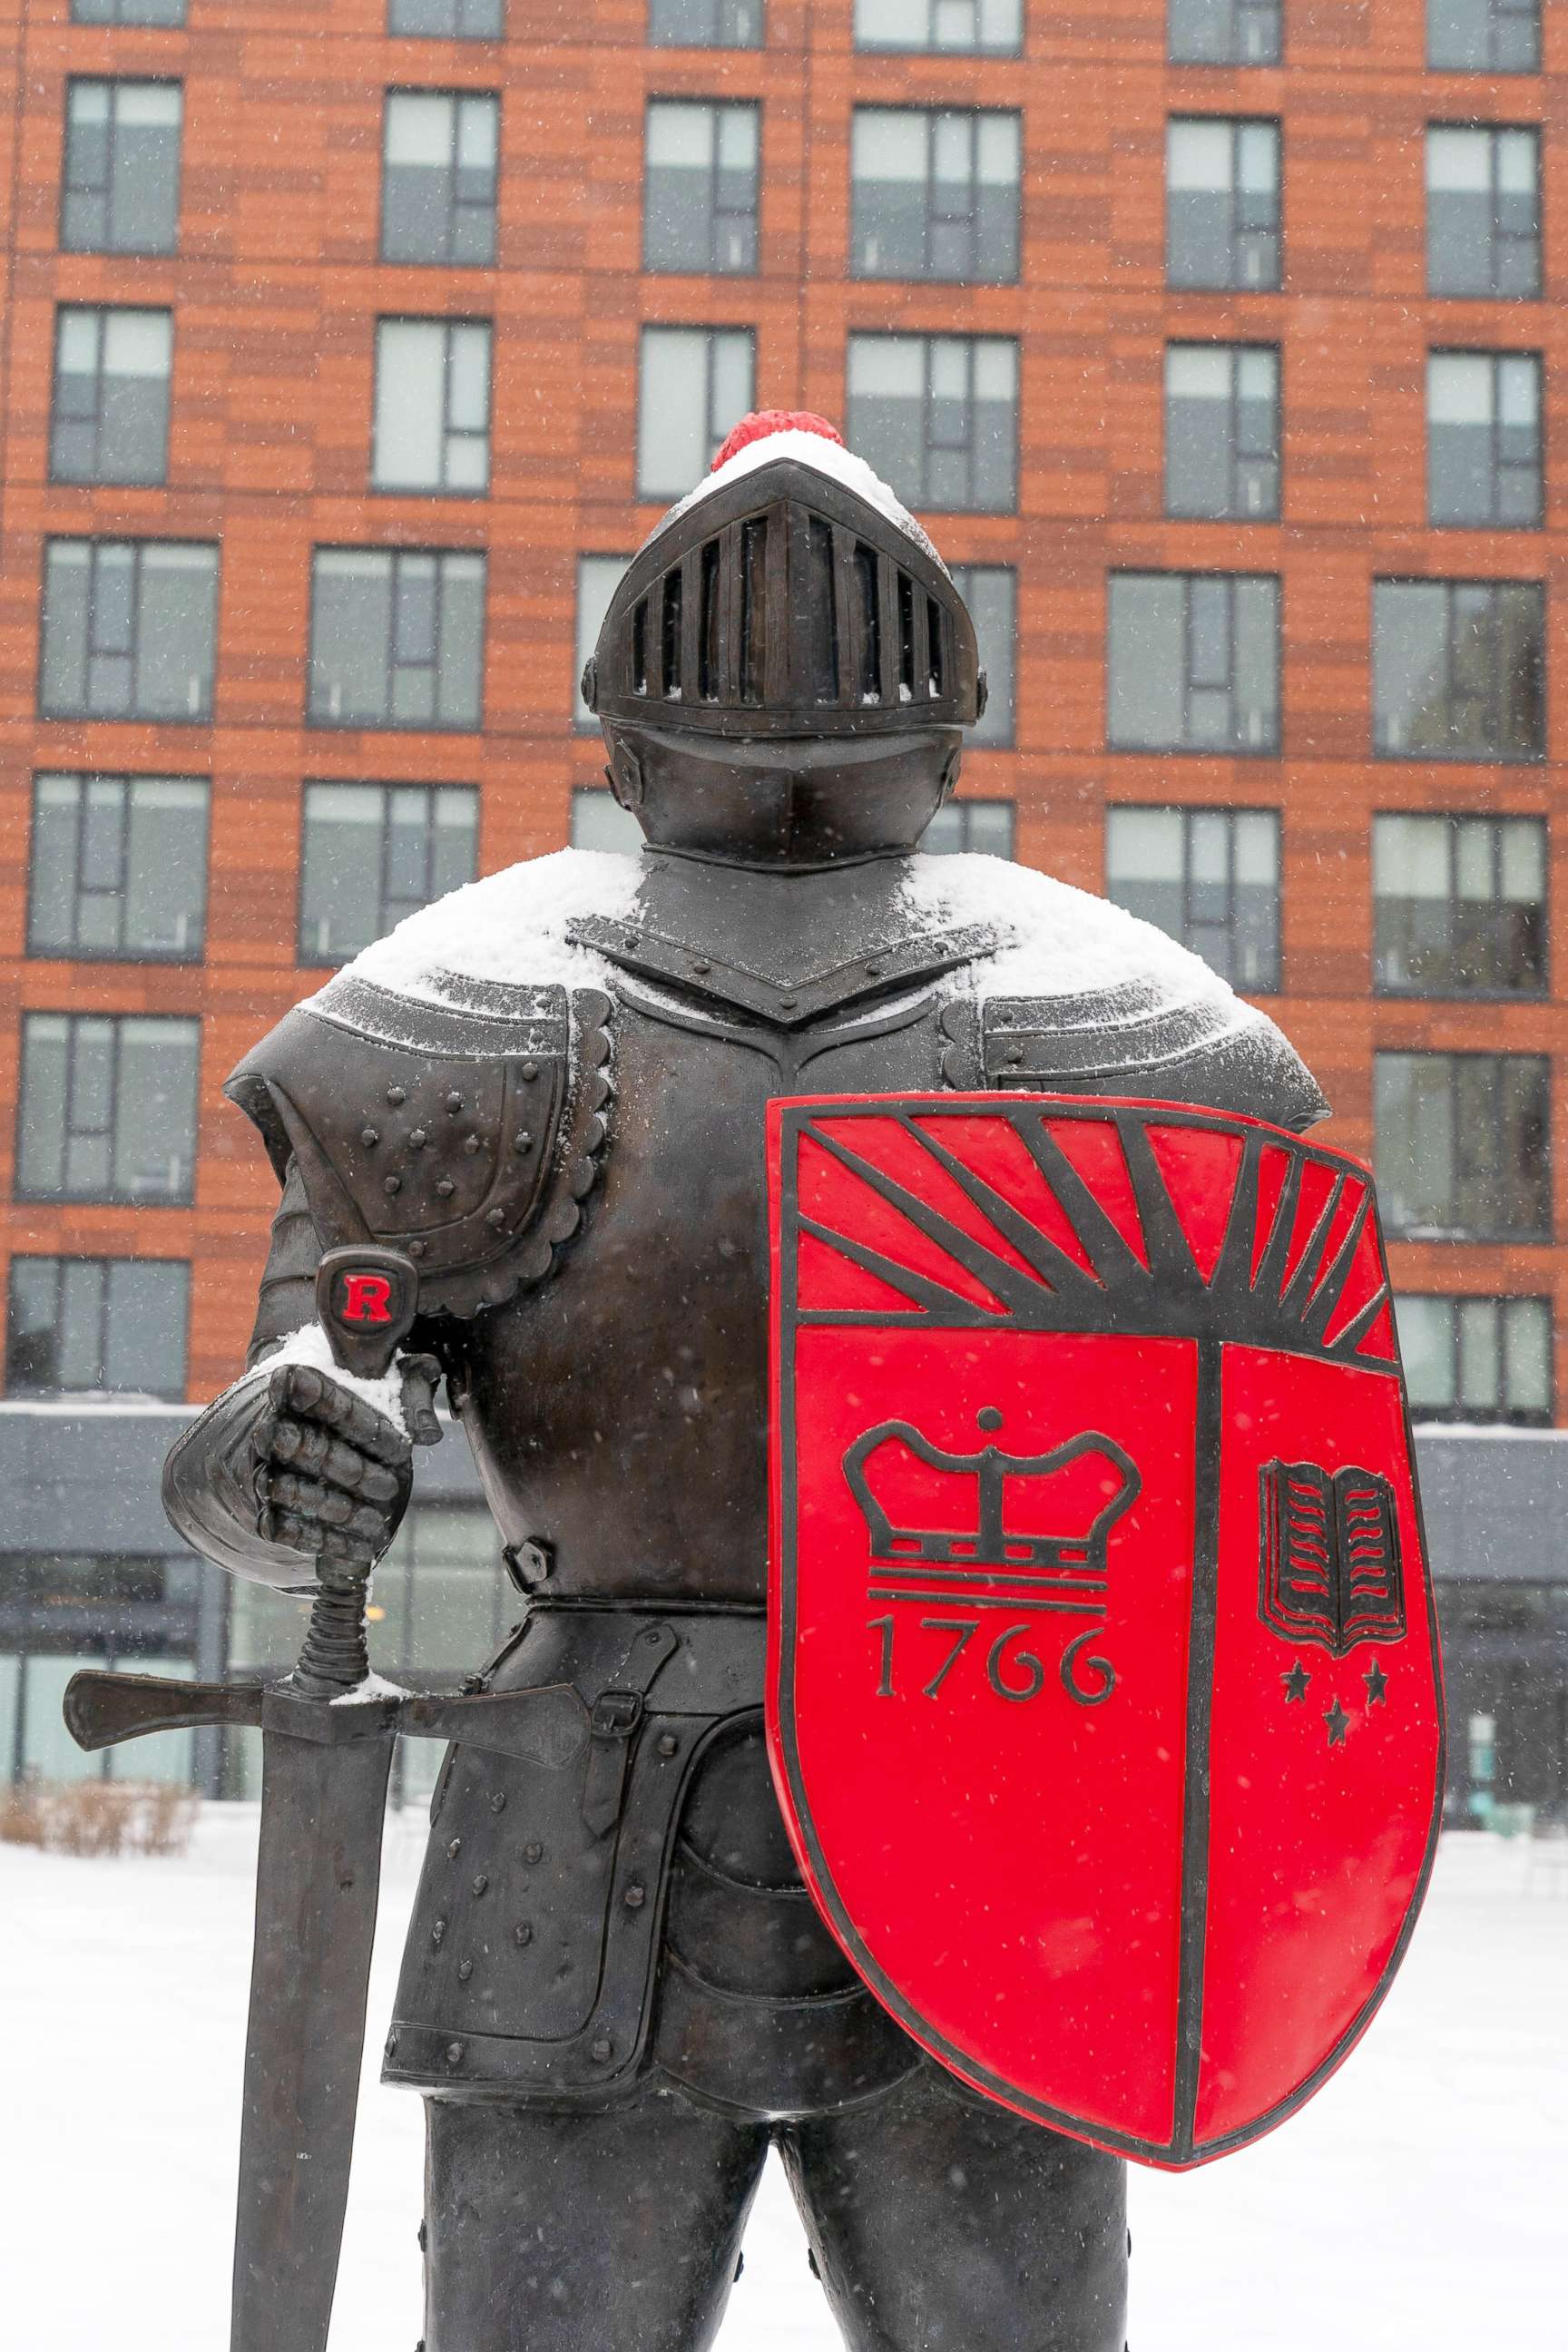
[291, 1560, 375, 1700]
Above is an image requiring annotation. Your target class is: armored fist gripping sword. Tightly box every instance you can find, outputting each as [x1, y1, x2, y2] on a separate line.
[63, 1247, 591, 2352]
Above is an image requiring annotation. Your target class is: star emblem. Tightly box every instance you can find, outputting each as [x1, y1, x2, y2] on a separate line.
[1363, 1660, 1389, 1707]
[1324, 1699, 1350, 1747]
[1281, 1661, 1310, 1703]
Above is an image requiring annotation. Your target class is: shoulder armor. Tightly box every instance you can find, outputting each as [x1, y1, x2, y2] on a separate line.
[938, 981, 1328, 1134]
[225, 969, 613, 1318]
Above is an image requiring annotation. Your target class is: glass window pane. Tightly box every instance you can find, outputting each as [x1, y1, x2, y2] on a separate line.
[1394, 1296, 1455, 1409]
[638, 328, 710, 500]
[575, 554, 630, 728]
[570, 787, 644, 852]
[374, 320, 447, 489]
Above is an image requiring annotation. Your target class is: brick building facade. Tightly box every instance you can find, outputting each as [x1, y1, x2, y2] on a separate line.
[1, 0, 1565, 1807]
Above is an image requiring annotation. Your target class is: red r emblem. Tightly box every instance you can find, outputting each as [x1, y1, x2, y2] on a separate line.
[338, 1272, 394, 1327]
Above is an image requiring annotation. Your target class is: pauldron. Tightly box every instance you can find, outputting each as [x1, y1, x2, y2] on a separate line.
[225, 969, 614, 1318]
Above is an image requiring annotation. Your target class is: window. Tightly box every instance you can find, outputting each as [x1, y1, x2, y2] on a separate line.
[571, 787, 644, 852]
[643, 101, 759, 275]
[389, 0, 504, 33]
[1374, 1051, 1548, 1239]
[1168, 0, 1280, 64]
[1427, 352, 1541, 528]
[1372, 581, 1543, 760]
[1426, 126, 1539, 299]
[850, 109, 1020, 284]
[854, 0, 1022, 53]
[5, 1259, 189, 1400]
[381, 92, 498, 266]
[846, 334, 1018, 512]
[636, 327, 755, 500]
[650, 0, 762, 43]
[61, 81, 181, 256]
[950, 566, 1015, 749]
[1395, 1295, 1551, 1426]
[40, 540, 219, 723]
[1427, 0, 1539, 74]
[574, 554, 630, 728]
[1105, 807, 1280, 989]
[28, 774, 209, 961]
[923, 800, 1015, 857]
[73, 0, 185, 16]
[373, 319, 491, 494]
[299, 783, 478, 964]
[308, 549, 485, 729]
[1107, 573, 1280, 753]
[15, 1014, 201, 1204]
[51, 308, 172, 487]
[1165, 345, 1279, 520]
[1373, 813, 1545, 995]
[1166, 118, 1279, 291]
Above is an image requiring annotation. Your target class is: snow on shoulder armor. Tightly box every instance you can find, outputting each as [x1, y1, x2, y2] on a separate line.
[226, 854, 632, 1318]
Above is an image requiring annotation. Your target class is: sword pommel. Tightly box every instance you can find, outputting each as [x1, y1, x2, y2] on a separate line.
[314, 1245, 420, 1381]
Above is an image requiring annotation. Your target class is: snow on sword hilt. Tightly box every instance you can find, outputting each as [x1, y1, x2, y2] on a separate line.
[289, 1245, 421, 1701]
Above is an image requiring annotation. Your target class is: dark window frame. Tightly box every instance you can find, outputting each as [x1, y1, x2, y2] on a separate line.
[634, 324, 756, 500]
[1105, 802, 1282, 991]
[15, 1011, 201, 1207]
[1426, 348, 1543, 529]
[1374, 1047, 1551, 1242]
[921, 799, 1016, 857]
[846, 328, 1020, 514]
[1426, 0, 1540, 74]
[387, 0, 505, 34]
[1165, 114, 1281, 293]
[1168, 0, 1281, 64]
[5, 1255, 191, 1402]
[49, 303, 173, 487]
[1426, 122, 1541, 299]
[306, 544, 487, 731]
[1393, 1291, 1553, 1427]
[648, 0, 762, 44]
[60, 76, 182, 257]
[1107, 571, 1282, 756]
[1163, 340, 1281, 521]
[371, 315, 493, 495]
[296, 779, 480, 965]
[852, 0, 1023, 55]
[849, 105, 1022, 286]
[1371, 810, 1547, 1000]
[379, 88, 500, 268]
[642, 96, 760, 276]
[26, 771, 210, 964]
[1372, 577, 1545, 763]
[38, 536, 220, 724]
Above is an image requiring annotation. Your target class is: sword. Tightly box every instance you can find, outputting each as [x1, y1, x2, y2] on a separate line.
[64, 1245, 590, 2352]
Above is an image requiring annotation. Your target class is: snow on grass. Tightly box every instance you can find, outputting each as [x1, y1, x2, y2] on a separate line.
[5, 1818, 1563, 2349]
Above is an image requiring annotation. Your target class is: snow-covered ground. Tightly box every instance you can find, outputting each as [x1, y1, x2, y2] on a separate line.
[5, 1811, 1564, 2350]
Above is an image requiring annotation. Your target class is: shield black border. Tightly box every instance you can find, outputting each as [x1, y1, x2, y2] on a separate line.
[769, 1092, 1446, 2169]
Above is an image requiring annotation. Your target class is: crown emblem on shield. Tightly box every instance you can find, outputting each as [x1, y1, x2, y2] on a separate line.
[843, 1415, 1142, 1582]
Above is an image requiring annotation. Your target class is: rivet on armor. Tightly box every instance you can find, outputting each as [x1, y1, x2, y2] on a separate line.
[445, 2042, 464, 2067]
[360, 1126, 379, 1147]
[866, 960, 883, 976]
[514, 1132, 533, 1152]
[473, 1874, 490, 1896]
[490, 1791, 506, 1813]
[657, 1733, 678, 1758]
[1005, 1044, 1024, 1065]
[384, 1174, 402, 1194]
[436, 1177, 456, 1198]
[514, 1922, 533, 1947]
[416, 2221, 426, 2252]
[386, 2033, 399, 2059]
[457, 1959, 473, 1982]
[779, 996, 799, 1012]
[691, 957, 711, 974]
[464, 1133, 483, 1154]
[589, 2037, 612, 2063]
[447, 1838, 462, 1859]
[409, 1239, 426, 1259]
[623, 1883, 646, 1910]
[432, 1918, 446, 1945]
[521, 1061, 539, 1083]
[408, 1128, 427, 1149]
[487, 1208, 507, 1230]
[387, 1085, 407, 1106]
[524, 1840, 544, 1865]
[446, 1091, 464, 1112]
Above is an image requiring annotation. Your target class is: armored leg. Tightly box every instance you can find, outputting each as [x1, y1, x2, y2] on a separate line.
[779, 2060, 1128, 2352]
[422, 2082, 769, 2352]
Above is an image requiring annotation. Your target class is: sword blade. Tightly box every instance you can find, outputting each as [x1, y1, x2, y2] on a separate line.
[230, 1710, 395, 2352]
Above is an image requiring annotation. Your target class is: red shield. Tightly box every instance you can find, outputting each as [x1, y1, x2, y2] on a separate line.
[766, 1093, 1444, 2169]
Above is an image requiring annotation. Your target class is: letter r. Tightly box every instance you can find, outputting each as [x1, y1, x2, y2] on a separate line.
[340, 1272, 393, 1327]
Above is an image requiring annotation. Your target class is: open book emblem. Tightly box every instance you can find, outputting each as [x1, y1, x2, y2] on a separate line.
[1259, 1460, 1406, 1655]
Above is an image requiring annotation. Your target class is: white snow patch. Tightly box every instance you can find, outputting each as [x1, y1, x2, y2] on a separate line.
[905, 852, 1259, 1036]
[257, 1322, 407, 1435]
[330, 1671, 407, 1706]
[331, 848, 642, 1007]
[657, 428, 946, 573]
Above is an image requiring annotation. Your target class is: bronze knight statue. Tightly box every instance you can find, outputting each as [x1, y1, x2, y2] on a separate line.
[88, 413, 1339, 2351]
